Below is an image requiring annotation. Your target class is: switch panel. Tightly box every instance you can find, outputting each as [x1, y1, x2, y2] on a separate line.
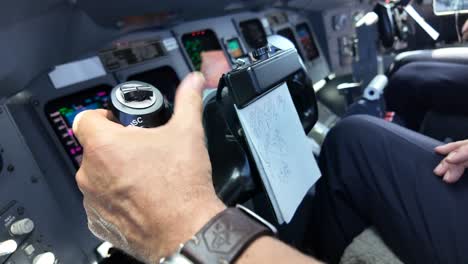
[0, 201, 35, 263]
[0, 106, 94, 263]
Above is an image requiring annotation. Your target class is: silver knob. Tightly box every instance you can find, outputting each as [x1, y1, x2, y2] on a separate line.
[33, 252, 55, 264]
[10, 218, 35, 235]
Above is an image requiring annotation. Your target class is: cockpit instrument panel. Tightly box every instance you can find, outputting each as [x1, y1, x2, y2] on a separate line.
[296, 23, 320, 61]
[181, 29, 224, 71]
[239, 19, 268, 49]
[45, 86, 112, 168]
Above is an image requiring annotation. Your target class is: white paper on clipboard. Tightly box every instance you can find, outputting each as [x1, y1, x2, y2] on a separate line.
[235, 83, 321, 224]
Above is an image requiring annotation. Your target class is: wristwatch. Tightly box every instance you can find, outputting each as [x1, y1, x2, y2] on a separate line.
[160, 205, 277, 264]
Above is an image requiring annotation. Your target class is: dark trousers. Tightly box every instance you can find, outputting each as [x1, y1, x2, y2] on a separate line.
[385, 61, 468, 131]
[307, 115, 468, 264]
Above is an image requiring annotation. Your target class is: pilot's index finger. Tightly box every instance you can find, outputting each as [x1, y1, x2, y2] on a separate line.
[72, 109, 121, 147]
[435, 140, 468, 155]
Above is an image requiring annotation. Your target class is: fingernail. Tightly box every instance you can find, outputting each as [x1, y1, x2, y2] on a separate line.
[434, 164, 442, 174]
[192, 71, 205, 80]
[443, 174, 452, 183]
[447, 152, 457, 161]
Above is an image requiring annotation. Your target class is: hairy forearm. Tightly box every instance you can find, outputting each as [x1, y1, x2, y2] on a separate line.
[238, 236, 322, 264]
[167, 199, 322, 264]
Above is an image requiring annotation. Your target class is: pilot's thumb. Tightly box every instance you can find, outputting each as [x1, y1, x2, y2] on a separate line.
[171, 72, 206, 129]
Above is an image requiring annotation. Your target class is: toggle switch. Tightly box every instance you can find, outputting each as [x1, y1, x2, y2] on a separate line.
[0, 240, 18, 257]
[10, 218, 35, 235]
[33, 252, 55, 264]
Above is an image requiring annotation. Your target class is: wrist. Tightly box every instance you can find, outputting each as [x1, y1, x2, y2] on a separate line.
[154, 196, 226, 262]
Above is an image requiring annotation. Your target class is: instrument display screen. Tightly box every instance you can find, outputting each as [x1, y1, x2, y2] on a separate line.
[45, 86, 111, 168]
[226, 38, 244, 59]
[296, 23, 320, 61]
[277, 27, 304, 60]
[182, 29, 223, 71]
[239, 19, 268, 49]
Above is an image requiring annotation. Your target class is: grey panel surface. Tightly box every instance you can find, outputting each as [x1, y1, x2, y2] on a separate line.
[0, 3, 119, 98]
[308, 4, 372, 76]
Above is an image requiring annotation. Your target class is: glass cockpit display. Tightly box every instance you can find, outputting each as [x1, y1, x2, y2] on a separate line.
[45, 86, 111, 168]
[182, 29, 224, 71]
[296, 23, 320, 61]
[277, 28, 300, 49]
[239, 19, 268, 49]
[226, 38, 244, 59]
[277, 27, 303, 60]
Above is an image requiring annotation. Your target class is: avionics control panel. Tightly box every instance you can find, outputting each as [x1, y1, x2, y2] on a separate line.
[0, 106, 93, 263]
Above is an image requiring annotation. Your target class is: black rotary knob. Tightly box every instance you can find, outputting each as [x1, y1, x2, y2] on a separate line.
[110, 81, 172, 128]
[252, 45, 273, 61]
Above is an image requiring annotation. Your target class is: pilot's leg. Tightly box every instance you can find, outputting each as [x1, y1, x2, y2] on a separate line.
[384, 61, 468, 130]
[307, 115, 468, 264]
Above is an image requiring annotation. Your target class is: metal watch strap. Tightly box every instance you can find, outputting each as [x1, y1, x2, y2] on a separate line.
[180, 206, 275, 264]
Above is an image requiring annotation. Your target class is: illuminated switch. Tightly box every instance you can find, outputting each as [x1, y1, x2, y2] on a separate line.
[10, 218, 35, 235]
[33, 252, 55, 264]
[0, 240, 18, 257]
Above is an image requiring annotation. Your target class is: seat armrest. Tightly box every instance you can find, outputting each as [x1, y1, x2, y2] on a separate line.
[387, 47, 468, 75]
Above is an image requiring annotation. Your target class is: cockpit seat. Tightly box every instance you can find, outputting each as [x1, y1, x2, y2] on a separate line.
[385, 47, 468, 141]
[387, 47, 468, 76]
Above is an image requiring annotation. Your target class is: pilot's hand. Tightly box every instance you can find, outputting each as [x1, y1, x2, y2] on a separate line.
[72, 72, 226, 263]
[434, 140, 468, 183]
[463, 20, 468, 41]
[200, 50, 231, 88]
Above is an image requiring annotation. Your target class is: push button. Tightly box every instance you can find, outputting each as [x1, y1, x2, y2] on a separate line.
[32, 252, 55, 264]
[10, 218, 35, 236]
[0, 240, 18, 257]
